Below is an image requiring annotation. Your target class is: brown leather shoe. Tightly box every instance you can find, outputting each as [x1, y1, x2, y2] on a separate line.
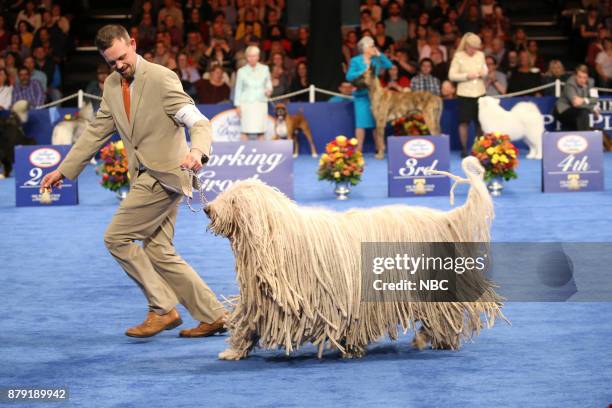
[179, 315, 227, 338]
[125, 308, 183, 338]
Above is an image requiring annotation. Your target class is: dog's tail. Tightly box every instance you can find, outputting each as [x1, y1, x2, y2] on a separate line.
[426, 156, 494, 241]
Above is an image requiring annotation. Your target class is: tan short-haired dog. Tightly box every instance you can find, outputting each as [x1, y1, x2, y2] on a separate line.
[273, 103, 318, 158]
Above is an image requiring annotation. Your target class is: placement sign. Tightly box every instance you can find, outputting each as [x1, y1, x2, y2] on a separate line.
[542, 131, 603, 192]
[15, 145, 78, 207]
[387, 135, 451, 197]
[197, 140, 293, 200]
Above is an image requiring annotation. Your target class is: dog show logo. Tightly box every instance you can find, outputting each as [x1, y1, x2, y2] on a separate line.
[28, 147, 61, 168]
[556, 134, 589, 155]
[402, 138, 435, 159]
[210, 109, 276, 141]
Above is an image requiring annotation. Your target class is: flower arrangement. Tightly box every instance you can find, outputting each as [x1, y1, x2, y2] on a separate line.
[97, 140, 129, 191]
[471, 132, 519, 181]
[317, 135, 365, 185]
[391, 111, 430, 136]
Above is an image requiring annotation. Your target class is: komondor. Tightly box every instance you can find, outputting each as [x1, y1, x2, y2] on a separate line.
[207, 157, 505, 360]
[478, 96, 544, 159]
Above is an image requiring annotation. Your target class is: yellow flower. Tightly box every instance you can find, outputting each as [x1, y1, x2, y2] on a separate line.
[115, 140, 125, 150]
[493, 131, 501, 137]
[491, 154, 500, 164]
[506, 149, 516, 158]
[357, 158, 365, 166]
[336, 135, 347, 145]
[486, 147, 496, 156]
[499, 154, 509, 163]
[333, 171, 341, 179]
[331, 146, 339, 153]
[321, 153, 329, 161]
[349, 138, 358, 146]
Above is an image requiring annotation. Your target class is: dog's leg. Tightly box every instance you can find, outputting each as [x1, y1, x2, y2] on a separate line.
[374, 118, 387, 160]
[292, 131, 299, 158]
[300, 123, 318, 158]
[218, 312, 258, 361]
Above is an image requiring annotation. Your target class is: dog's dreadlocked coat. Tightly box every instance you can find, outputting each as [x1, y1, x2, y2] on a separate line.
[206, 157, 505, 360]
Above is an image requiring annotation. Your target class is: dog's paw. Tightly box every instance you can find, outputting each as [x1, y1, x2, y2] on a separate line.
[292, 153, 298, 158]
[311, 153, 318, 158]
[218, 348, 245, 360]
[0, 174, 5, 180]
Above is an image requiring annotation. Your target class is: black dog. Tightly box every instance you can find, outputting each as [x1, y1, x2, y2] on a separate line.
[0, 111, 36, 177]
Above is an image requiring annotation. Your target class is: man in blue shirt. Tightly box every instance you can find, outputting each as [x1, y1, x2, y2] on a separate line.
[11, 67, 45, 107]
[410, 58, 441, 95]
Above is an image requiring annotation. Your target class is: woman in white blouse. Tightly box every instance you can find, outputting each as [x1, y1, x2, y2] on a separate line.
[448, 32, 488, 157]
[234, 45, 272, 140]
[0, 68, 13, 110]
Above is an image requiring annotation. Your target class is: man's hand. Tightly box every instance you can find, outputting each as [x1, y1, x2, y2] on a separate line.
[40, 170, 65, 192]
[181, 149, 204, 172]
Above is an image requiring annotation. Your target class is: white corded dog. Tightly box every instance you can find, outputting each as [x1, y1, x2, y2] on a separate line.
[478, 96, 544, 159]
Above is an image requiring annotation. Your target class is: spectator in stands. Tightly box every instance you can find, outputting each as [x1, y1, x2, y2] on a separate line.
[163, 15, 183, 48]
[0, 68, 12, 110]
[264, 8, 282, 32]
[507, 50, 543, 96]
[8, 34, 29, 60]
[410, 25, 428, 62]
[360, 0, 381, 22]
[430, 48, 449, 82]
[384, 1, 408, 44]
[84, 63, 109, 111]
[262, 25, 290, 54]
[153, 40, 172, 66]
[0, 16, 9, 53]
[233, 45, 272, 140]
[420, 30, 448, 62]
[15, 1, 41, 32]
[431, 0, 451, 28]
[158, 0, 184, 33]
[177, 52, 200, 83]
[542, 59, 569, 95]
[17, 21, 33, 49]
[185, 8, 209, 44]
[440, 20, 459, 50]
[346, 36, 392, 154]
[235, 8, 262, 40]
[595, 37, 612, 87]
[480, 0, 496, 18]
[214, 0, 234, 26]
[21, 55, 47, 90]
[12, 66, 44, 107]
[186, 0, 215, 24]
[382, 62, 410, 91]
[360, 9, 377, 36]
[3, 53, 19, 84]
[204, 37, 233, 72]
[509, 28, 528, 52]
[373, 22, 393, 53]
[459, 4, 482, 35]
[328, 81, 355, 102]
[586, 27, 609, 69]
[449, 33, 487, 157]
[210, 17, 234, 48]
[342, 30, 359, 68]
[526, 40, 545, 72]
[411, 58, 440, 95]
[480, 26, 494, 56]
[489, 5, 511, 40]
[234, 22, 260, 53]
[441, 79, 456, 99]
[289, 61, 310, 102]
[488, 37, 506, 70]
[131, 0, 156, 27]
[270, 64, 289, 98]
[142, 51, 154, 62]
[553, 64, 600, 131]
[291, 27, 308, 61]
[484, 55, 507, 96]
[268, 51, 292, 81]
[503, 50, 518, 77]
[138, 13, 157, 52]
[183, 31, 206, 70]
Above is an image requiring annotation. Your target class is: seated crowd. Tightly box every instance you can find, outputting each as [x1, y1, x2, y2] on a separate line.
[0, 0, 610, 112]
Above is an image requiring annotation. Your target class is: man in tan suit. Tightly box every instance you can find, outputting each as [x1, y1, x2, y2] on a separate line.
[41, 25, 226, 338]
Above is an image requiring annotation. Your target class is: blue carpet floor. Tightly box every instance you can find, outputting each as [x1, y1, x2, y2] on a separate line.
[1, 151, 612, 408]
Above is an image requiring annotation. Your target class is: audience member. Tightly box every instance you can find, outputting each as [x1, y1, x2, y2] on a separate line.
[484, 55, 507, 96]
[12, 66, 45, 107]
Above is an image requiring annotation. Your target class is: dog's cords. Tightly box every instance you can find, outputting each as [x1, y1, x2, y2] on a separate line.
[183, 168, 208, 213]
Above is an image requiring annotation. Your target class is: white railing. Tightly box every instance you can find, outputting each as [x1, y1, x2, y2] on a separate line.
[33, 81, 612, 110]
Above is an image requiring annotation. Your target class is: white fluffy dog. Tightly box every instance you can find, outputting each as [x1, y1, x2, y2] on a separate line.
[478, 96, 544, 159]
[51, 102, 95, 145]
[207, 157, 505, 360]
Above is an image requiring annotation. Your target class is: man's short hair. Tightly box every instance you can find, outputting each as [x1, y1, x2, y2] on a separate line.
[486, 55, 497, 65]
[575, 64, 589, 75]
[419, 57, 433, 67]
[95, 24, 130, 51]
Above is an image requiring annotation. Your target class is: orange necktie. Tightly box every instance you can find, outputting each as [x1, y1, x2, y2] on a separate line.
[121, 79, 131, 122]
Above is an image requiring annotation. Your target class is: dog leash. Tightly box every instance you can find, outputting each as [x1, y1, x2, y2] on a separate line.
[182, 168, 209, 213]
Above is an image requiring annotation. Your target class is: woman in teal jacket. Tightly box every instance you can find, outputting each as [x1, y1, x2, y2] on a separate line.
[346, 36, 392, 154]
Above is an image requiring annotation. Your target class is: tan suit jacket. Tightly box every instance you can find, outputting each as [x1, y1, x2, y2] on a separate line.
[58, 58, 212, 196]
